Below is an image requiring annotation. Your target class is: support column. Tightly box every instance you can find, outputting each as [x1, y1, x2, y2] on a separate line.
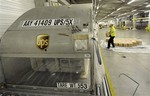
[146, 11, 150, 32]
[148, 11, 150, 26]
[132, 15, 137, 30]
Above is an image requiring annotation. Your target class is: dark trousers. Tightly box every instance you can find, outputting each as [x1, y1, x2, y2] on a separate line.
[107, 36, 115, 48]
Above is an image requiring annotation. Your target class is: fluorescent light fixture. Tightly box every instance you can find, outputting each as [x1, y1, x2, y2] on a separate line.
[122, 13, 127, 15]
[118, 13, 128, 17]
[97, 6, 99, 9]
[146, 4, 150, 7]
[127, 0, 135, 4]
[117, 8, 121, 11]
[111, 12, 114, 14]
[132, 9, 137, 12]
[134, 13, 138, 15]
[51, 0, 58, 2]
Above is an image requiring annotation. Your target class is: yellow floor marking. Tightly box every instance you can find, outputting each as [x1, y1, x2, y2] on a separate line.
[100, 48, 116, 96]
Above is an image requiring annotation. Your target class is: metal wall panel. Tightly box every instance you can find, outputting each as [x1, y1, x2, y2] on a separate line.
[0, 0, 35, 38]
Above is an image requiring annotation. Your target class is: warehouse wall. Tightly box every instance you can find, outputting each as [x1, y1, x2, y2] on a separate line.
[0, 0, 35, 38]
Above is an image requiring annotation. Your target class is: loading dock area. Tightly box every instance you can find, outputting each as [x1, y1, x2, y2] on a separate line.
[99, 28, 150, 96]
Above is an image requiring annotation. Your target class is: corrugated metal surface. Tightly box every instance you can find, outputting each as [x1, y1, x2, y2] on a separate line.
[0, 0, 35, 38]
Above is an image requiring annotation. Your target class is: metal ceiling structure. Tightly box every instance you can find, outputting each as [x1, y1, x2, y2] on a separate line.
[94, 0, 150, 21]
[60, 0, 150, 21]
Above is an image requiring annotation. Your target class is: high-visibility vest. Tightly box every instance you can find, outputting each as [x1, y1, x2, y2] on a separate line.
[110, 26, 116, 36]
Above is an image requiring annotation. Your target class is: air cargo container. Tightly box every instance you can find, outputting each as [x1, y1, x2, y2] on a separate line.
[0, 4, 110, 96]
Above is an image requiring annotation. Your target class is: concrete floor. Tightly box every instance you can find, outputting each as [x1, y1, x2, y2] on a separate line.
[98, 28, 150, 96]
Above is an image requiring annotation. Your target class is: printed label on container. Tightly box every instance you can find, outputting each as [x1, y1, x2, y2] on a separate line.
[22, 18, 74, 27]
[56, 82, 89, 90]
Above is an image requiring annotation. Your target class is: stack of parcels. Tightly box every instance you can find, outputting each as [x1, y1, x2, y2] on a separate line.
[106, 38, 142, 47]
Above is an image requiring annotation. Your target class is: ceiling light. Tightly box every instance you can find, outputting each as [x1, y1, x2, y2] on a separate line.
[134, 13, 138, 15]
[51, 0, 58, 2]
[97, 6, 99, 9]
[117, 8, 121, 11]
[118, 13, 128, 17]
[111, 12, 114, 14]
[127, 0, 135, 4]
[123, 13, 127, 15]
[132, 9, 137, 12]
[146, 4, 150, 7]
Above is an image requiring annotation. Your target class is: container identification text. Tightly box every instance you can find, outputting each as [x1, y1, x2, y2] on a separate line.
[22, 18, 74, 27]
[56, 82, 88, 90]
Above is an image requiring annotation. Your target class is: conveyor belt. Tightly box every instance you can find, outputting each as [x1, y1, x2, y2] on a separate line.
[7, 70, 81, 87]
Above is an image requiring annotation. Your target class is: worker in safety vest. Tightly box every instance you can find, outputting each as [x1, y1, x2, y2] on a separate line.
[107, 24, 116, 49]
[146, 26, 150, 32]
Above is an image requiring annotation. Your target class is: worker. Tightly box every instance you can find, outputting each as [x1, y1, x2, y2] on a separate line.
[145, 26, 150, 32]
[107, 24, 116, 49]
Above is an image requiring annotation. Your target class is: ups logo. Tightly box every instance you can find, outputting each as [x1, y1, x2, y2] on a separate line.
[36, 34, 49, 50]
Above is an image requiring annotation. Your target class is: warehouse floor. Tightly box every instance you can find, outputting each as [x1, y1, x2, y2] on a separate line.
[99, 28, 150, 96]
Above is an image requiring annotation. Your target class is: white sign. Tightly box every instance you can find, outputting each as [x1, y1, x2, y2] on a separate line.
[22, 18, 74, 27]
[56, 82, 88, 90]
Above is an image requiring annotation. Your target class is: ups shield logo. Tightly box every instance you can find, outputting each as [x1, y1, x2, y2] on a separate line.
[36, 34, 49, 50]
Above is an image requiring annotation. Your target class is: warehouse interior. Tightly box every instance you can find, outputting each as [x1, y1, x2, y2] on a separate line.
[0, 0, 150, 96]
